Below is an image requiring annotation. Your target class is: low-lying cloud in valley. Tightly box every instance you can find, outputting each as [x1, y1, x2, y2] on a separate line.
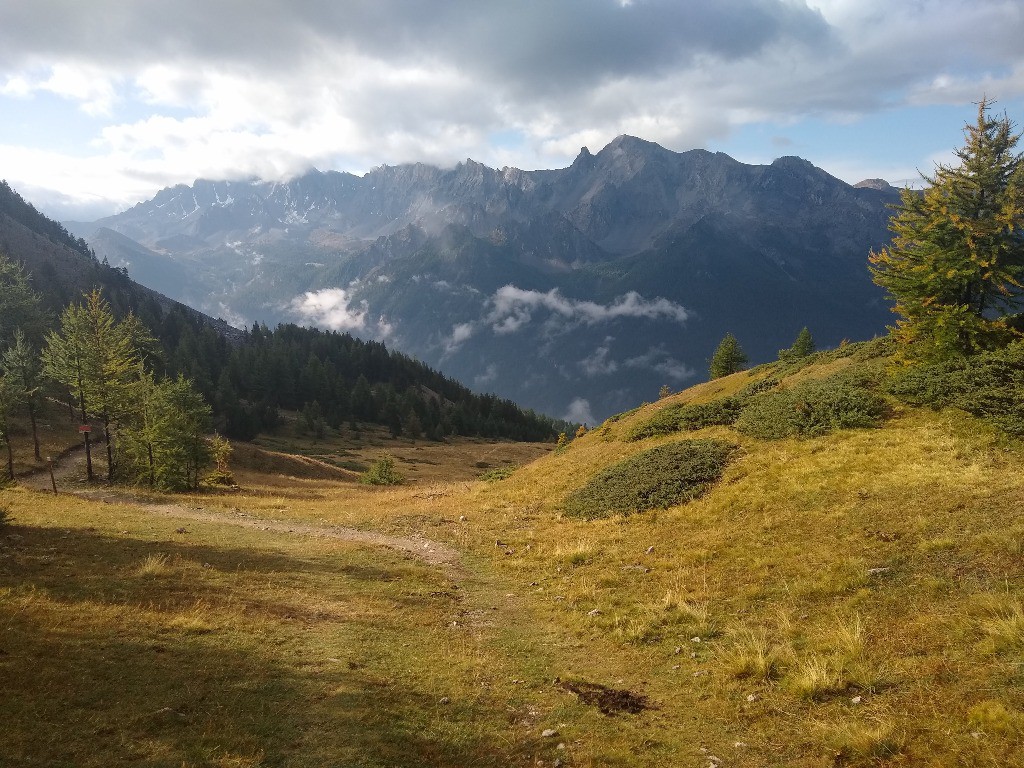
[445, 285, 691, 351]
[288, 287, 393, 339]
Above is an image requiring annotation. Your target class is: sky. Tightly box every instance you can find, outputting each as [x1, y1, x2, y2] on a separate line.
[2, 0, 1023, 221]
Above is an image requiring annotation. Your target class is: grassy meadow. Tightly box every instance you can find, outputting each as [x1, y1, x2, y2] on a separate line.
[3, 348, 1024, 766]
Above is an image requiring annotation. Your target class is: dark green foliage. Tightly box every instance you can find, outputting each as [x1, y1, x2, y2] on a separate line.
[628, 396, 743, 441]
[778, 327, 815, 362]
[869, 100, 1024, 361]
[736, 372, 887, 440]
[709, 333, 748, 379]
[737, 376, 781, 399]
[360, 454, 404, 486]
[887, 341, 1024, 436]
[562, 439, 737, 519]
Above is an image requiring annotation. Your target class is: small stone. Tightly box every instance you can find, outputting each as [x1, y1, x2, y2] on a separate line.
[542, 728, 559, 738]
[746, 693, 758, 702]
[691, 636, 702, 643]
[175, 527, 187, 534]
[556, 743, 565, 750]
[438, 696, 450, 705]
[671, 664, 680, 670]
[459, 515, 467, 521]
[673, 646, 682, 655]
[734, 741, 748, 748]
[850, 695, 863, 704]
[587, 609, 602, 616]
[553, 760, 563, 768]
[645, 546, 655, 554]
[867, 566, 891, 576]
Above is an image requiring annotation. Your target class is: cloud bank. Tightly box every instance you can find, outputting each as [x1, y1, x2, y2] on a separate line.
[444, 285, 690, 351]
[3, 1, 1024, 216]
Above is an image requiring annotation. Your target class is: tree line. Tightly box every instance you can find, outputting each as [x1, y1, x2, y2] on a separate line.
[0, 231, 565, 487]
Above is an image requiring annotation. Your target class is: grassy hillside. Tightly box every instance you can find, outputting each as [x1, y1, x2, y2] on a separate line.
[2, 340, 1023, 766]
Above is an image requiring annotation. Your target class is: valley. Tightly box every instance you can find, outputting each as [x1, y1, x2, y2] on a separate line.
[4, 345, 1024, 767]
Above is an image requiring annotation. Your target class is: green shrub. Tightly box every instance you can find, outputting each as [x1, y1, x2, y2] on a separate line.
[737, 376, 780, 399]
[628, 396, 743, 441]
[736, 372, 887, 440]
[479, 465, 518, 482]
[562, 439, 737, 519]
[360, 455, 404, 486]
[887, 341, 1024, 436]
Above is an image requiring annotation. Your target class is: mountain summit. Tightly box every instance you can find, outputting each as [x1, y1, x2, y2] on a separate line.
[71, 137, 900, 421]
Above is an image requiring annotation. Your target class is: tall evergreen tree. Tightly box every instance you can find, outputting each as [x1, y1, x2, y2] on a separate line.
[779, 327, 815, 362]
[1, 330, 44, 460]
[0, 373, 18, 480]
[44, 290, 141, 481]
[709, 333, 748, 379]
[869, 99, 1024, 361]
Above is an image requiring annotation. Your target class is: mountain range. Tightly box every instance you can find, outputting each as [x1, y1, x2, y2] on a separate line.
[69, 135, 902, 422]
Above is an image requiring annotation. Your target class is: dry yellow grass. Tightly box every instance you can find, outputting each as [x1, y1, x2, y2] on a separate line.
[3, 352, 1024, 765]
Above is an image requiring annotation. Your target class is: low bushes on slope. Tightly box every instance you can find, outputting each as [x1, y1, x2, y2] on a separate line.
[736, 372, 887, 440]
[627, 396, 744, 441]
[562, 439, 737, 519]
[887, 341, 1024, 436]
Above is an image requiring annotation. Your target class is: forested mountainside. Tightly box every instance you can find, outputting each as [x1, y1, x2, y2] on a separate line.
[1, 181, 566, 443]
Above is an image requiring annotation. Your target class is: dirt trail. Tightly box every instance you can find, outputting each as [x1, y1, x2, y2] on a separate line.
[19, 445, 461, 568]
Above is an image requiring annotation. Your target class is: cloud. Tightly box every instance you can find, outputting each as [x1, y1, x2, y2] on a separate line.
[3, 1, 1024, 216]
[579, 341, 619, 377]
[474, 363, 498, 386]
[287, 287, 392, 339]
[564, 397, 596, 426]
[625, 346, 698, 382]
[442, 286, 690, 354]
[487, 286, 689, 333]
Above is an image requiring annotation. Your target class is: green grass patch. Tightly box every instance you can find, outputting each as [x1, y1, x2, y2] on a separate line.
[562, 439, 737, 519]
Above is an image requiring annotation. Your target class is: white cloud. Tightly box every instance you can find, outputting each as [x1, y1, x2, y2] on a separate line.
[579, 342, 619, 377]
[625, 346, 698, 382]
[287, 286, 394, 340]
[487, 286, 689, 332]
[444, 322, 476, 353]
[288, 287, 368, 331]
[564, 397, 596, 426]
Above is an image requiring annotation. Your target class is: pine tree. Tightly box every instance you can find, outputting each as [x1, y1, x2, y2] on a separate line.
[778, 327, 815, 362]
[869, 99, 1024, 361]
[709, 333, 748, 379]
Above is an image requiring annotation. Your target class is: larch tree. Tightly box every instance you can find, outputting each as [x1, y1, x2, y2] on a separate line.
[1, 330, 44, 461]
[709, 332, 748, 379]
[869, 99, 1024, 361]
[44, 290, 141, 481]
[0, 372, 19, 481]
[0, 251, 48, 344]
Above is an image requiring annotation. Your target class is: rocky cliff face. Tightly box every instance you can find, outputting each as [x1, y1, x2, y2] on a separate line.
[74, 136, 901, 420]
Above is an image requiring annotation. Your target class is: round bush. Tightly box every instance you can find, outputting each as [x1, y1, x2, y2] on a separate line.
[562, 439, 737, 520]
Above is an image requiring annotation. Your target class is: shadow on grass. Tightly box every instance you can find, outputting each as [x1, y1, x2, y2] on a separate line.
[0, 524, 532, 767]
